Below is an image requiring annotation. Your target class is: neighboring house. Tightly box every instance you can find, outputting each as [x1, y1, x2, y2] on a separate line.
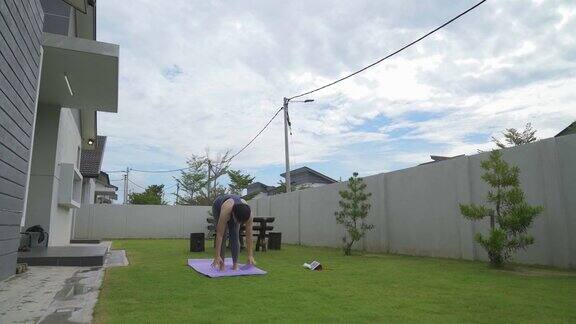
[246, 182, 276, 199]
[555, 121, 576, 137]
[247, 167, 337, 198]
[80, 136, 117, 204]
[94, 172, 118, 204]
[0, 0, 119, 280]
[280, 166, 337, 188]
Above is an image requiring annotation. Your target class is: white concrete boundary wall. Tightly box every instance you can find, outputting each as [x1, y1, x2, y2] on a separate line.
[72, 135, 575, 268]
[74, 205, 210, 239]
[248, 135, 576, 269]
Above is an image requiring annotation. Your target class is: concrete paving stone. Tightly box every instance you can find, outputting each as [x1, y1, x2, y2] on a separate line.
[0, 243, 126, 324]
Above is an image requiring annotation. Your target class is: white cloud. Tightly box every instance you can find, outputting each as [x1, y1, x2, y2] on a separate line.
[96, 0, 576, 183]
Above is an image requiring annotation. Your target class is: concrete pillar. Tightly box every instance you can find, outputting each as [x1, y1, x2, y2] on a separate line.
[25, 106, 82, 246]
[25, 106, 60, 237]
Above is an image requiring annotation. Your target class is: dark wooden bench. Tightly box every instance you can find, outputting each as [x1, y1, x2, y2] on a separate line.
[207, 217, 275, 251]
[252, 217, 275, 251]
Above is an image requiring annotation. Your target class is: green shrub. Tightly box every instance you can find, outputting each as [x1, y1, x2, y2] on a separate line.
[460, 150, 543, 267]
[335, 172, 374, 255]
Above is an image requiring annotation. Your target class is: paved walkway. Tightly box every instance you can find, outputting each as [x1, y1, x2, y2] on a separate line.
[0, 244, 128, 324]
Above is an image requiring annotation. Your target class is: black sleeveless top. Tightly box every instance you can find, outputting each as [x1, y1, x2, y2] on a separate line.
[213, 194, 245, 227]
[213, 194, 243, 210]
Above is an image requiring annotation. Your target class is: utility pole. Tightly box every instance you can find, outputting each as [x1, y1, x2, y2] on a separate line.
[122, 173, 126, 204]
[283, 97, 291, 193]
[282, 97, 313, 193]
[123, 167, 130, 204]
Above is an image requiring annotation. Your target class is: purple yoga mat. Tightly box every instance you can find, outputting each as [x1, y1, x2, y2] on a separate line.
[187, 258, 267, 278]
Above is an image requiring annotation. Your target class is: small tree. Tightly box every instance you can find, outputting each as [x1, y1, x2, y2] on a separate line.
[205, 149, 232, 202]
[228, 169, 254, 195]
[492, 123, 537, 149]
[459, 150, 543, 267]
[129, 184, 167, 205]
[335, 172, 374, 255]
[275, 180, 310, 194]
[175, 149, 230, 205]
[175, 156, 208, 205]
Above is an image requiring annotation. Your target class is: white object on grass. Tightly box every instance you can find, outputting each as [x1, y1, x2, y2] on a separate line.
[302, 260, 322, 270]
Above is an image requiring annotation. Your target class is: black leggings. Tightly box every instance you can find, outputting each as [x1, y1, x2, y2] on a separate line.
[212, 203, 240, 264]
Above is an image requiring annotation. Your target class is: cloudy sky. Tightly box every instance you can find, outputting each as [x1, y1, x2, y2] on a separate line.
[96, 0, 576, 202]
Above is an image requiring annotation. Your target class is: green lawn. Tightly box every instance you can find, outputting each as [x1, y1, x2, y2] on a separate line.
[95, 239, 576, 323]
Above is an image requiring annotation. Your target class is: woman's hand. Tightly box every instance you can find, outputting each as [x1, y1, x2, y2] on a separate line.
[211, 256, 224, 271]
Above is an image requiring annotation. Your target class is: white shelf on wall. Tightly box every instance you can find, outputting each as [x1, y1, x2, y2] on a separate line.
[58, 163, 83, 209]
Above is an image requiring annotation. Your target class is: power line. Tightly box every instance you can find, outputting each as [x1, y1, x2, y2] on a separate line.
[106, 106, 284, 174]
[224, 106, 283, 163]
[128, 179, 147, 190]
[99, 1, 485, 175]
[288, 0, 487, 100]
[128, 179, 179, 192]
[130, 166, 189, 173]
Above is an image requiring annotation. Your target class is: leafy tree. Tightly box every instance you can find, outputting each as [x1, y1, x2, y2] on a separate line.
[275, 180, 287, 194]
[205, 150, 231, 202]
[335, 172, 374, 255]
[129, 184, 167, 205]
[175, 156, 208, 205]
[492, 123, 537, 149]
[459, 150, 543, 267]
[275, 180, 310, 194]
[194, 186, 227, 206]
[228, 169, 254, 195]
[175, 150, 230, 205]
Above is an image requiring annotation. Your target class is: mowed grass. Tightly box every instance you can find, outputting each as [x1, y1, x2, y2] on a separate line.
[94, 239, 576, 323]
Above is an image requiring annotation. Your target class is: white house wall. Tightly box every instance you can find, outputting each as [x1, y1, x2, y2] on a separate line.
[94, 181, 113, 193]
[50, 108, 82, 245]
[24, 106, 59, 241]
[25, 107, 82, 246]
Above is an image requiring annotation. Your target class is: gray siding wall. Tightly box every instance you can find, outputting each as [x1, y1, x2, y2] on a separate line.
[0, 0, 43, 281]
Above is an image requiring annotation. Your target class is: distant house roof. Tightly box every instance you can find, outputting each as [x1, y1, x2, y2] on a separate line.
[246, 182, 275, 196]
[280, 166, 337, 184]
[419, 154, 465, 166]
[95, 171, 118, 202]
[247, 167, 336, 198]
[80, 135, 106, 178]
[97, 171, 118, 191]
[555, 121, 576, 137]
